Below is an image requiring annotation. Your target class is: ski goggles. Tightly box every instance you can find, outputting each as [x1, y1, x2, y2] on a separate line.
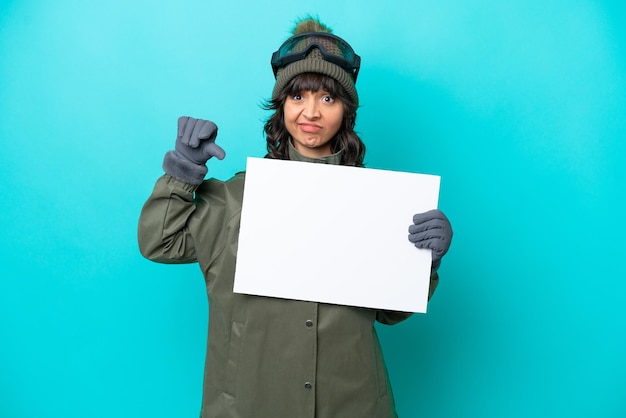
[271, 32, 361, 81]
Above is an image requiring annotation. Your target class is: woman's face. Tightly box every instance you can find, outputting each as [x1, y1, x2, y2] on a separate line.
[284, 89, 344, 158]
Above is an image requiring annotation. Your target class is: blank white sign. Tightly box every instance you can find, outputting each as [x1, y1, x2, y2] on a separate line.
[233, 157, 440, 313]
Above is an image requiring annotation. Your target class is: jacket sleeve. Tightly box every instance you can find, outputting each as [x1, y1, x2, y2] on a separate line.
[137, 174, 200, 264]
[375, 271, 439, 325]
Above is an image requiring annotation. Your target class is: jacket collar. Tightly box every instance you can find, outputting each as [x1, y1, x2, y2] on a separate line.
[288, 139, 342, 165]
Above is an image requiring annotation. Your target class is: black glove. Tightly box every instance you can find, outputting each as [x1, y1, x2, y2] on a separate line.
[163, 116, 225, 184]
[408, 209, 453, 270]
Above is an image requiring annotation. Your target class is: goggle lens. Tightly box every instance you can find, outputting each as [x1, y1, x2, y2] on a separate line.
[271, 32, 361, 81]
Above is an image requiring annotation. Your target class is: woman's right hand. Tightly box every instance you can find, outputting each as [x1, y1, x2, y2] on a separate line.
[174, 116, 225, 165]
[162, 116, 226, 185]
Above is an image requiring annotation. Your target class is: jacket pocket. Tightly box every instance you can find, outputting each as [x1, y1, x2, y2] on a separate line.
[225, 320, 245, 397]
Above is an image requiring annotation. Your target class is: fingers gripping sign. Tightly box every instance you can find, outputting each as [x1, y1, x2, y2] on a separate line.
[408, 209, 453, 266]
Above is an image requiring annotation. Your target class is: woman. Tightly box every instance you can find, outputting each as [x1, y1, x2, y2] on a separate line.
[138, 17, 452, 418]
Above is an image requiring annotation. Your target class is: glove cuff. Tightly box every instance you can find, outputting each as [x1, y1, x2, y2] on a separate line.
[163, 150, 208, 185]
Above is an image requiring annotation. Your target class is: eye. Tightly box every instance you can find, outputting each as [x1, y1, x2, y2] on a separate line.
[291, 94, 303, 101]
[322, 95, 335, 103]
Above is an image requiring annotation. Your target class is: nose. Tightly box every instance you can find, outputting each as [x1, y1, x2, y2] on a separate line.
[302, 97, 320, 119]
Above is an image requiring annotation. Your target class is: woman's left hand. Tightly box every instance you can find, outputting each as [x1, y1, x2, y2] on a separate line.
[408, 209, 453, 263]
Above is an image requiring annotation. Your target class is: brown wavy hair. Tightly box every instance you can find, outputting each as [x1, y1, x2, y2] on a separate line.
[263, 73, 365, 167]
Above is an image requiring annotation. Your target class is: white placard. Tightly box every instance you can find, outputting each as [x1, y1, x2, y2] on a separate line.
[233, 157, 440, 313]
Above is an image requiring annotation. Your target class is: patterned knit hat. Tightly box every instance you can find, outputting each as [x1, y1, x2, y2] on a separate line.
[271, 18, 360, 105]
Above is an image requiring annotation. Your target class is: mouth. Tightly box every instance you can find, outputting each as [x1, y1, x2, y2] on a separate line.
[298, 123, 323, 133]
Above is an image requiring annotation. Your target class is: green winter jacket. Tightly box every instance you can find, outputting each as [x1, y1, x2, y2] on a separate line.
[138, 148, 438, 418]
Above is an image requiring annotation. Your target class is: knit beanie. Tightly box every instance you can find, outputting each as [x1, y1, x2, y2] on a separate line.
[272, 18, 359, 105]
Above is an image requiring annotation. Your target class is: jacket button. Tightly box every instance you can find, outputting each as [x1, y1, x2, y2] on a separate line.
[305, 320, 313, 327]
[304, 382, 312, 389]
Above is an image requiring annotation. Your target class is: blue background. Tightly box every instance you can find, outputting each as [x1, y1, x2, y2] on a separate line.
[1, 1, 625, 417]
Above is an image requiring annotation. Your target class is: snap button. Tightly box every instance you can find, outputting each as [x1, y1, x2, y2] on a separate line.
[305, 320, 313, 327]
[304, 382, 312, 389]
